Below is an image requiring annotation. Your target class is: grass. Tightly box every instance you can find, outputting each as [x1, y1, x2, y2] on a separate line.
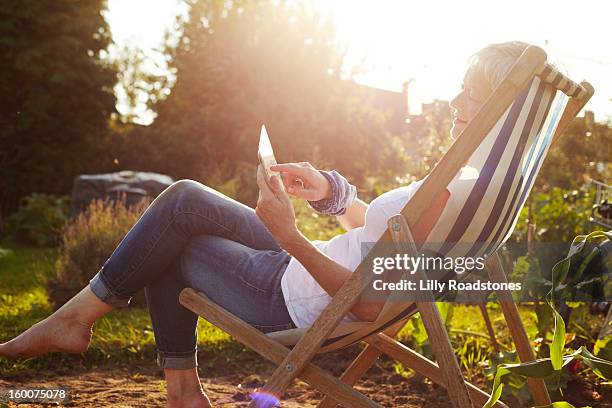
[0, 242, 56, 340]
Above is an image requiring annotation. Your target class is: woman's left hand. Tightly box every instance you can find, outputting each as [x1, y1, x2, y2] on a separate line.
[255, 165, 299, 245]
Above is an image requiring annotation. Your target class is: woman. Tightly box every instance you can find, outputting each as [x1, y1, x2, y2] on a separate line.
[0, 41, 529, 407]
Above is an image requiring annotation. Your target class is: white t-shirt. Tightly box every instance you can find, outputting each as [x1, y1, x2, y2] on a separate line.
[280, 179, 425, 328]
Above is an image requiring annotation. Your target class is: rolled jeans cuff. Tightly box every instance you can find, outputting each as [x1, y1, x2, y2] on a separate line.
[156, 350, 198, 370]
[89, 269, 132, 308]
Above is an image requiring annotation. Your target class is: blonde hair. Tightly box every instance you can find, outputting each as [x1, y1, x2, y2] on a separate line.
[467, 41, 531, 89]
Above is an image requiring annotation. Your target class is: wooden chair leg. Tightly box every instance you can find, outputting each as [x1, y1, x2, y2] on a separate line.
[389, 215, 474, 408]
[479, 303, 501, 353]
[368, 333, 509, 408]
[318, 321, 406, 408]
[179, 289, 382, 408]
[320, 324, 509, 408]
[414, 302, 474, 408]
[486, 253, 552, 406]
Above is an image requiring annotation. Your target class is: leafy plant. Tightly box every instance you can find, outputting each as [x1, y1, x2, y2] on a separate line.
[483, 350, 533, 405]
[484, 317, 611, 408]
[551, 231, 611, 304]
[400, 303, 455, 360]
[484, 231, 612, 408]
[514, 187, 596, 247]
[6, 193, 70, 247]
[453, 331, 493, 382]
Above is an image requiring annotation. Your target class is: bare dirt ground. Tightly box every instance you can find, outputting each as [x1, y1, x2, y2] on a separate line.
[0, 366, 451, 408]
[1, 351, 609, 407]
[0, 360, 455, 407]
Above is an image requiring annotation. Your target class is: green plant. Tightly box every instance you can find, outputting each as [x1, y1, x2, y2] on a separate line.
[484, 231, 612, 408]
[484, 314, 611, 408]
[453, 331, 492, 382]
[397, 303, 455, 360]
[483, 350, 533, 404]
[514, 187, 596, 247]
[52, 197, 150, 307]
[6, 193, 70, 247]
[509, 186, 602, 300]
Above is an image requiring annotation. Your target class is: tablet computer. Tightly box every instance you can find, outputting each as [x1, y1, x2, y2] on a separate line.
[258, 125, 284, 191]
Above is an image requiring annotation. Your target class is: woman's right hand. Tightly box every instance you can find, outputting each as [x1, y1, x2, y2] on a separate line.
[269, 162, 331, 202]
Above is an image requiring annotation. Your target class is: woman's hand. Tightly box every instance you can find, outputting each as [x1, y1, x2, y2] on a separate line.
[269, 162, 331, 201]
[255, 165, 300, 246]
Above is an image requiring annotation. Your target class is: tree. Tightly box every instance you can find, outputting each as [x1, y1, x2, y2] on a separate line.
[0, 0, 117, 224]
[118, 0, 405, 205]
[539, 118, 612, 190]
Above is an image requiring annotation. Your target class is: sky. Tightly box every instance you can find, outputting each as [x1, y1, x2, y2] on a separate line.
[105, 0, 612, 123]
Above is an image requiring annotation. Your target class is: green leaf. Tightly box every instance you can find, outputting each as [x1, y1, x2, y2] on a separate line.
[550, 303, 566, 371]
[576, 346, 612, 379]
[482, 347, 612, 407]
[593, 337, 610, 356]
[482, 366, 510, 408]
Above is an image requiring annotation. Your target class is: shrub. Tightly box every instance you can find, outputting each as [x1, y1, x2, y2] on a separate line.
[52, 197, 150, 307]
[510, 186, 599, 276]
[5, 193, 70, 247]
[514, 186, 596, 246]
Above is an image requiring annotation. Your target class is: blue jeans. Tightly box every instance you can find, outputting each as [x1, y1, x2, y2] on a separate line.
[89, 180, 296, 369]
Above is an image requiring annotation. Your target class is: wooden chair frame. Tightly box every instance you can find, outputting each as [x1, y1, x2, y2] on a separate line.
[179, 46, 594, 407]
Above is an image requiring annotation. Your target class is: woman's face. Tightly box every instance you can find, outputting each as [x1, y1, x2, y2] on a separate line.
[449, 68, 492, 139]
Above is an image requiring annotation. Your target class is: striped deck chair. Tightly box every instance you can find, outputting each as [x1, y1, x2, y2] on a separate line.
[179, 46, 594, 408]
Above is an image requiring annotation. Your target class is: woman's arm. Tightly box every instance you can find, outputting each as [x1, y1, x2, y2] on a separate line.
[336, 198, 368, 230]
[270, 162, 364, 229]
[280, 230, 383, 321]
[255, 167, 383, 321]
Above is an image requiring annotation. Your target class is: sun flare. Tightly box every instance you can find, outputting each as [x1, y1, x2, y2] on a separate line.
[105, 0, 612, 122]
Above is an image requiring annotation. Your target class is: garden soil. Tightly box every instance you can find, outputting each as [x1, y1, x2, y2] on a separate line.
[1, 351, 609, 407]
[0, 363, 455, 407]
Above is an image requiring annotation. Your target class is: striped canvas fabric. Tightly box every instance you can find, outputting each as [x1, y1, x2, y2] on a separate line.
[424, 75, 569, 259]
[268, 75, 574, 352]
[539, 63, 588, 99]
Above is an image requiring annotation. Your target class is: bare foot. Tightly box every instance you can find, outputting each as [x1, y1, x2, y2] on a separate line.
[167, 390, 212, 408]
[165, 366, 211, 408]
[0, 313, 92, 359]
